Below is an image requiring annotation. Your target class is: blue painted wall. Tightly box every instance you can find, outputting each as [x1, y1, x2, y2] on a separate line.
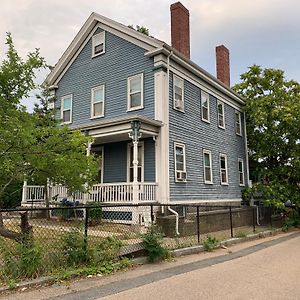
[55, 27, 155, 126]
[168, 72, 247, 201]
[101, 138, 155, 183]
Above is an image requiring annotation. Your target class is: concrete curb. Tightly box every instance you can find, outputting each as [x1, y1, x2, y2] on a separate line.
[0, 227, 286, 293]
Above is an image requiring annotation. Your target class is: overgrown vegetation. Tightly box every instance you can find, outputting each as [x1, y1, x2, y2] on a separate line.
[235, 231, 247, 238]
[142, 225, 169, 262]
[202, 236, 219, 252]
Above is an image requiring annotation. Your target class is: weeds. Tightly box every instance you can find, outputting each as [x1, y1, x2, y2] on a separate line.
[202, 236, 219, 252]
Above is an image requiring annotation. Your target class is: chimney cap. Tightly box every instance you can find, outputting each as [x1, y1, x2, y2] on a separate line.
[170, 2, 189, 15]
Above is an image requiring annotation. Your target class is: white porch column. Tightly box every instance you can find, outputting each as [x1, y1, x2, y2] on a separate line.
[132, 140, 139, 204]
[21, 180, 27, 205]
[83, 141, 92, 204]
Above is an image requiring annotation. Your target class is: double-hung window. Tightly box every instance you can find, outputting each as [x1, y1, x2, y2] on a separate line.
[61, 95, 72, 124]
[235, 111, 242, 135]
[92, 32, 105, 57]
[217, 101, 225, 129]
[238, 159, 245, 186]
[173, 75, 184, 111]
[203, 150, 213, 184]
[128, 73, 143, 111]
[174, 143, 186, 182]
[220, 154, 228, 185]
[201, 91, 210, 122]
[91, 85, 105, 118]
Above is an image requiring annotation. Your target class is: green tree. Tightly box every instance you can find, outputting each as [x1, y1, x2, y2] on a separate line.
[234, 65, 300, 207]
[128, 25, 149, 36]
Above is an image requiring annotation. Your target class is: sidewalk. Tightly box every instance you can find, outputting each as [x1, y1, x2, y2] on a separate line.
[1, 230, 299, 300]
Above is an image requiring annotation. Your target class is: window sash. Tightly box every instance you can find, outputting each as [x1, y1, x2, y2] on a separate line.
[128, 74, 143, 110]
[203, 150, 213, 183]
[220, 154, 228, 184]
[201, 91, 210, 122]
[174, 143, 186, 173]
[91, 86, 104, 117]
[61, 95, 72, 123]
[238, 159, 245, 185]
[236, 112, 242, 135]
[173, 75, 184, 106]
[218, 102, 225, 128]
[92, 32, 105, 56]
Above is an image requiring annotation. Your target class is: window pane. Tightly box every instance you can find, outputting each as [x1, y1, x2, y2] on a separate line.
[93, 102, 103, 116]
[239, 161, 243, 172]
[94, 43, 103, 54]
[93, 88, 104, 103]
[239, 173, 244, 184]
[63, 110, 70, 122]
[219, 115, 224, 127]
[204, 153, 210, 167]
[63, 98, 71, 110]
[221, 170, 227, 183]
[205, 167, 211, 182]
[130, 77, 141, 93]
[220, 157, 226, 169]
[174, 76, 183, 88]
[218, 103, 223, 114]
[130, 92, 141, 107]
[175, 86, 182, 101]
[176, 147, 183, 155]
[202, 107, 208, 120]
[176, 162, 184, 171]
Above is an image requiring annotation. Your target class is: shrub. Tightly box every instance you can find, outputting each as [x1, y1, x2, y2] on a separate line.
[203, 236, 219, 252]
[61, 229, 88, 266]
[142, 225, 169, 263]
[86, 202, 102, 223]
[92, 236, 122, 264]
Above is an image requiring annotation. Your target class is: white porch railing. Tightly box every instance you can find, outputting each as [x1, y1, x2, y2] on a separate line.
[21, 182, 158, 206]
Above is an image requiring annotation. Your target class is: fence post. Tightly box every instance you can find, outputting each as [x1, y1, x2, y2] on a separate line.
[252, 206, 256, 233]
[84, 207, 89, 256]
[150, 204, 154, 224]
[229, 206, 233, 238]
[196, 206, 200, 243]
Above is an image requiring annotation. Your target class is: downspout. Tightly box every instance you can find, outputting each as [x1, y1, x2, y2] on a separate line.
[165, 50, 180, 235]
[244, 112, 260, 225]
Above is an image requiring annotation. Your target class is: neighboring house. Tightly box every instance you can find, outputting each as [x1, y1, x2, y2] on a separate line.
[22, 2, 249, 215]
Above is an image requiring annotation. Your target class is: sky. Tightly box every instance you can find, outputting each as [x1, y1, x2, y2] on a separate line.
[1, 0, 300, 110]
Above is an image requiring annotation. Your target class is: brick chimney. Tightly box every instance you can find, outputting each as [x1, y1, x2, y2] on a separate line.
[170, 2, 190, 59]
[216, 45, 230, 86]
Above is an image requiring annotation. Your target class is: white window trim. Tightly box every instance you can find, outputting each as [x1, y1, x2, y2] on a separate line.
[174, 142, 187, 182]
[90, 85, 105, 119]
[60, 94, 73, 124]
[219, 153, 228, 185]
[127, 73, 144, 111]
[238, 158, 245, 186]
[203, 149, 213, 184]
[217, 101, 225, 129]
[127, 141, 144, 182]
[173, 74, 184, 112]
[235, 111, 242, 136]
[92, 31, 106, 58]
[201, 91, 210, 123]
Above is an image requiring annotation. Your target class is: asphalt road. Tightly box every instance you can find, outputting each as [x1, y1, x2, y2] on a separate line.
[2, 231, 300, 300]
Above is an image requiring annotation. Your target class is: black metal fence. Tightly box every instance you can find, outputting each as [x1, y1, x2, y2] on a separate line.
[0, 203, 280, 284]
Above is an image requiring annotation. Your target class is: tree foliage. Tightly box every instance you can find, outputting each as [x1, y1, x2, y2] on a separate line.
[234, 65, 300, 207]
[128, 25, 149, 36]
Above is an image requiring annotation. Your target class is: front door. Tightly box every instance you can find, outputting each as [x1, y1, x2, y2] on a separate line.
[127, 142, 144, 182]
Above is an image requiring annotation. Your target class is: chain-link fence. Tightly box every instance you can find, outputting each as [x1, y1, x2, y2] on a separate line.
[0, 204, 282, 284]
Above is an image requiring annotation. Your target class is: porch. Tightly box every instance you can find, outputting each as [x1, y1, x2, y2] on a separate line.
[21, 182, 158, 206]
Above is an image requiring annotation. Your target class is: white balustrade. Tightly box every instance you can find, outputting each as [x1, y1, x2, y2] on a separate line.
[22, 182, 158, 206]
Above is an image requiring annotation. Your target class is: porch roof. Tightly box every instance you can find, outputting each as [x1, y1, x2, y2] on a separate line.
[72, 115, 162, 144]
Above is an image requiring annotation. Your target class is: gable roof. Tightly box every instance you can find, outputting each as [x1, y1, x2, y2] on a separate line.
[45, 12, 244, 105]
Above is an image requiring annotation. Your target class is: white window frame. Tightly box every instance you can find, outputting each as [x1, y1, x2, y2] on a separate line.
[173, 74, 184, 112]
[127, 73, 144, 111]
[238, 158, 245, 186]
[91, 85, 105, 119]
[201, 91, 210, 123]
[219, 153, 228, 185]
[127, 142, 144, 182]
[217, 101, 225, 129]
[174, 142, 187, 182]
[235, 111, 242, 136]
[203, 149, 213, 184]
[92, 31, 105, 57]
[60, 94, 72, 124]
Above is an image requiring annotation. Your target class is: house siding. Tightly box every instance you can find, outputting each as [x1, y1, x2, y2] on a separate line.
[55, 27, 155, 126]
[169, 72, 247, 201]
[102, 138, 155, 183]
